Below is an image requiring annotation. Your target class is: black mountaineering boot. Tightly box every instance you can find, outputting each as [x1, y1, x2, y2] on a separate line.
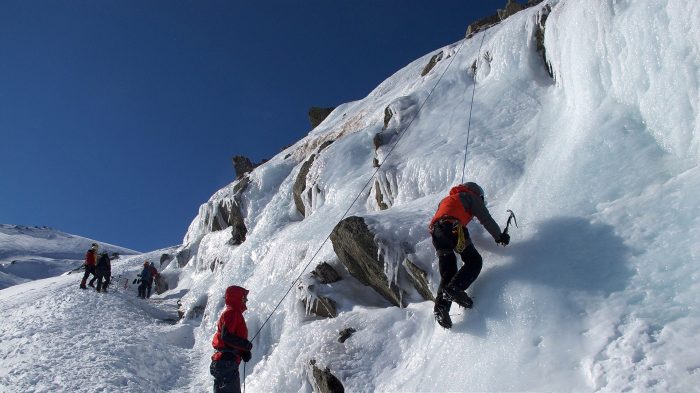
[434, 307, 453, 329]
[443, 286, 473, 309]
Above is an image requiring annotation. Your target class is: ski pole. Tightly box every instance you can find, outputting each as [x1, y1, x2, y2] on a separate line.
[504, 209, 517, 235]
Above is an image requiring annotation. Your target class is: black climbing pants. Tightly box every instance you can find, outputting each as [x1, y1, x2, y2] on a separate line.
[80, 265, 96, 287]
[210, 360, 241, 393]
[432, 221, 483, 312]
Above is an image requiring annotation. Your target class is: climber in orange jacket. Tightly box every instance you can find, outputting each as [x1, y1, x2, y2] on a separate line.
[429, 182, 510, 329]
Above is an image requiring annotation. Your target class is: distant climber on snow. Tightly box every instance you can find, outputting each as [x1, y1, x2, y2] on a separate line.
[137, 261, 152, 299]
[429, 182, 510, 329]
[210, 285, 252, 393]
[146, 261, 158, 298]
[79, 243, 99, 289]
[94, 252, 111, 292]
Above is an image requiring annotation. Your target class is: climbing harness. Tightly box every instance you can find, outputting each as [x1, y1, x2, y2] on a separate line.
[454, 225, 466, 253]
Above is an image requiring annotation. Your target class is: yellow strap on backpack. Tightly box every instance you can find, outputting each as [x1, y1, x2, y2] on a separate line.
[455, 225, 466, 253]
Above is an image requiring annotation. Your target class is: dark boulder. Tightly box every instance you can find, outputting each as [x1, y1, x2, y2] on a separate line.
[404, 259, 434, 302]
[293, 155, 316, 216]
[231, 155, 256, 179]
[338, 328, 356, 343]
[309, 360, 344, 393]
[420, 51, 444, 77]
[534, 4, 553, 78]
[312, 262, 342, 284]
[330, 216, 404, 307]
[303, 294, 338, 319]
[498, 0, 525, 20]
[309, 107, 336, 129]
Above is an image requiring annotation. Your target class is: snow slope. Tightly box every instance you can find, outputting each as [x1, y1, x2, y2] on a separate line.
[0, 224, 139, 289]
[1, 0, 699, 392]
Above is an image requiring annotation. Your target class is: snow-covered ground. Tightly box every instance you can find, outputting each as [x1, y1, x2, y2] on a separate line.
[0, 224, 139, 289]
[2, 0, 699, 392]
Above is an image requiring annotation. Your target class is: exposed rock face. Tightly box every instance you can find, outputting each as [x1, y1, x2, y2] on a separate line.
[534, 4, 553, 78]
[498, 0, 525, 20]
[303, 295, 338, 318]
[154, 273, 169, 294]
[312, 262, 341, 284]
[466, 13, 500, 38]
[309, 107, 336, 129]
[309, 360, 345, 393]
[374, 181, 389, 210]
[338, 328, 356, 343]
[420, 51, 444, 76]
[231, 155, 255, 179]
[176, 248, 191, 268]
[382, 106, 393, 130]
[330, 216, 404, 307]
[159, 253, 173, 267]
[293, 155, 317, 216]
[404, 259, 434, 301]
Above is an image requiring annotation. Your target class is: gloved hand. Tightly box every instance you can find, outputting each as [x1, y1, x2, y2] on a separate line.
[497, 232, 510, 246]
[241, 351, 252, 362]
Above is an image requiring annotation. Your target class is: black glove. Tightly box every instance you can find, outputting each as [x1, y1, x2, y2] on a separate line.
[240, 351, 252, 362]
[497, 232, 510, 246]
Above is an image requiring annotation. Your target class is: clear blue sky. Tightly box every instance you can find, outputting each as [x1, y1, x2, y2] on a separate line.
[0, 0, 502, 252]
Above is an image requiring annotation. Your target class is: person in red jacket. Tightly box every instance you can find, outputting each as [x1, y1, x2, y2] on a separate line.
[429, 182, 510, 329]
[210, 285, 252, 393]
[79, 243, 99, 289]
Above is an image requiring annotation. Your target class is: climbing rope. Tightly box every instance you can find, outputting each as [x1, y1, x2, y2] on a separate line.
[242, 31, 486, 391]
[460, 31, 488, 183]
[249, 35, 473, 342]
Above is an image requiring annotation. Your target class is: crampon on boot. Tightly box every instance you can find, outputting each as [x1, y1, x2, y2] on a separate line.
[434, 307, 452, 329]
[443, 286, 473, 309]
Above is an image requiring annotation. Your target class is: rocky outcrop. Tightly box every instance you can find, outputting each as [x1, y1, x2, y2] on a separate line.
[498, 0, 525, 20]
[309, 360, 345, 393]
[293, 155, 316, 216]
[420, 51, 444, 77]
[293, 141, 334, 217]
[330, 216, 404, 307]
[231, 155, 255, 179]
[160, 253, 173, 266]
[154, 273, 169, 294]
[338, 328, 356, 343]
[309, 107, 336, 129]
[303, 294, 338, 318]
[382, 106, 393, 130]
[404, 259, 434, 301]
[466, 12, 500, 38]
[176, 248, 191, 268]
[312, 262, 341, 284]
[466, 0, 538, 38]
[373, 181, 389, 210]
[534, 4, 553, 78]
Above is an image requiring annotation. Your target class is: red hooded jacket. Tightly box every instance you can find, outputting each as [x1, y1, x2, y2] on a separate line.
[211, 286, 250, 363]
[85, 249, 97, 266]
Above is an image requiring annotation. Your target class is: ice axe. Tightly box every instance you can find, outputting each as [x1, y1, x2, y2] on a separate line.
[504, 209, 517, 235]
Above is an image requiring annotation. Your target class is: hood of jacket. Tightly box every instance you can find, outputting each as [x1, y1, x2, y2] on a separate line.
[225, 285, 248, 312]
[449, 184, 470, 195]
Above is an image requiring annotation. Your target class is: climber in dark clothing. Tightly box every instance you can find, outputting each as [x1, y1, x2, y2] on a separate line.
[137, 261, 152, 299]
[429, 182, 510, 329]
[94, 252, 111, 292]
